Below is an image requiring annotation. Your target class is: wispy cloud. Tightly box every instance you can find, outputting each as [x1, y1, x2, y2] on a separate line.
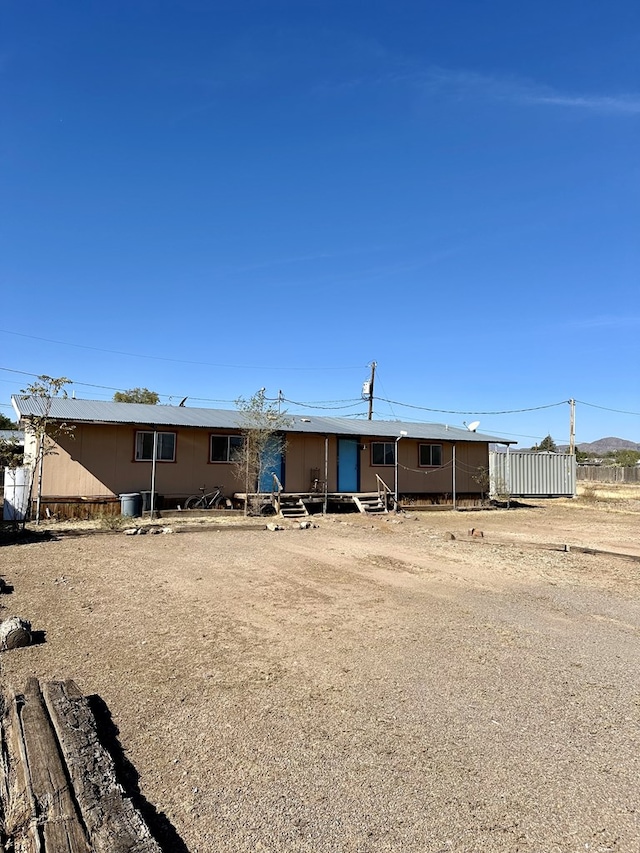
[218, 244, 390, 276]
[418, 67, 640, 116]
[526, 93, 640, 115]
[322, 62, 640, 117]
[562, 315, 640, 330]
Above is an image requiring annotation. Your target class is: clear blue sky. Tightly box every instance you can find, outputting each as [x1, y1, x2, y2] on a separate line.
[1, 1, 639, 445]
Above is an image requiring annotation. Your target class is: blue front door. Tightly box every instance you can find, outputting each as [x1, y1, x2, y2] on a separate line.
[338, 438, 359, 492]
[259, 435, 284, 492]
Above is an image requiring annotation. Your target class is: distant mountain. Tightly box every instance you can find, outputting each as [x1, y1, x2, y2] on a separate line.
[552, 437, 640, 454]
[492, 437, 639, 454]
[576, 437, 640, 454]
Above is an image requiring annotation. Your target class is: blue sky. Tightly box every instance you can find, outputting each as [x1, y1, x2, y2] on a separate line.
[1, 1, 639, 445]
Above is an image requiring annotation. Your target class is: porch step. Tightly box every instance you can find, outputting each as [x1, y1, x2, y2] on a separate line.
[353, 494, 388, 515]
[280, 497, 309, 518]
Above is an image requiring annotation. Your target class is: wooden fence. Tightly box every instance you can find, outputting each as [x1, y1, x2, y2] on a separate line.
[577, 466, 640, 483]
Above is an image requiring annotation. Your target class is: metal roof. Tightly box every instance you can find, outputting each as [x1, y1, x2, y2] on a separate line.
[0, 429, 24, 443]
[11, 397, 514, 444]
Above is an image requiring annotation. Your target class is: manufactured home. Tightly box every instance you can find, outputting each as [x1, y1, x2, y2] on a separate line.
[11, 397, 514, 518]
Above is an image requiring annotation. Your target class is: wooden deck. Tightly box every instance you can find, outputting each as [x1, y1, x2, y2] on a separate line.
[233, 492, 391, 515]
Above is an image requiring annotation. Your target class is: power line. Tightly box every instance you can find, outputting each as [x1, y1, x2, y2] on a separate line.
[574, 399, 640, 417]
[0, 367, 244, 406]
[277, 397, 363, 405]
[0, 367, 365, 411]
[1, 368, 363, 410]
[476, 427, 564, 441]
[279, 397, 364, 411]
[0, 330, 364, 372]
[371, 366, 397, 420]
[1, 365, 637, 423]
[375, 397, 569, 415]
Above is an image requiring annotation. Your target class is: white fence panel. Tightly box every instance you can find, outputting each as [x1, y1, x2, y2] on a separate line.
[3, 467, 31, 521]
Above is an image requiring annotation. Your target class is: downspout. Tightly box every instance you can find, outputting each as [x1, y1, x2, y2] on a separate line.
[394, 432, 407, 512]
[452, 443, 456, 510]
[394, 440, 399, 511]
[244, 441, 249, 517]
[150, 430, 158, 520]
[506, 443, 511, 509]
[323, 435, 329, 515]
[35, 435, 45, 525]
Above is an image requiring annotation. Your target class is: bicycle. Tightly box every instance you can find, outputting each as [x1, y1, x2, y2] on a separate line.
[184, 485, 227, 510]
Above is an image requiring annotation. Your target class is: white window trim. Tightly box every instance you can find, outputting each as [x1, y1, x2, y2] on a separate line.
[419, 443, 443, 467]
[134, 430, 176, 462]
[210, 434, 244, 463]
[371, 441, 396, 466]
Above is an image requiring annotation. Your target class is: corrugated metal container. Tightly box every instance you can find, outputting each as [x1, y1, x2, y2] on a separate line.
[489, 452, 576, 498]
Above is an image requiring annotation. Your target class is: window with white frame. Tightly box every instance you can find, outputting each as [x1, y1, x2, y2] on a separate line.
[135, 431, 176, 462]
[210, 434, 244, 463]
[419, 443, 443, 467]
[371, 441, 396, 466]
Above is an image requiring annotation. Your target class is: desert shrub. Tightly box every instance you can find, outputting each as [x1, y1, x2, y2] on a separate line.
[98, 513, 127, 530]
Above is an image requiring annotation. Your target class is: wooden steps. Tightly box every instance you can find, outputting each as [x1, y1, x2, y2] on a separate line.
[0, 679, 162, 852]
[352, 494, 388, 515]
[279, 497, 309, 519]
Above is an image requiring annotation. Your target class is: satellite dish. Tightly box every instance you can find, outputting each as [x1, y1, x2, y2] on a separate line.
[467, 420, 480, 432]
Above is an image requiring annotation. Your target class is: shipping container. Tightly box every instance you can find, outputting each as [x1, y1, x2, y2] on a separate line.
[489, 451, 575, 498]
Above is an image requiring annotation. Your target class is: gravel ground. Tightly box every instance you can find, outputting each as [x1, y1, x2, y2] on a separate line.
[1, 499, 639, 852]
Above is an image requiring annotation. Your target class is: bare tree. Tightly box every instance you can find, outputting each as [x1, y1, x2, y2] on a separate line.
[20, 375, 74, 524]
[471, 466, 491, 504]
[234, 389, 291, 516]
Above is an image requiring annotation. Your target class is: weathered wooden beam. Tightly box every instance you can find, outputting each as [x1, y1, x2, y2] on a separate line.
[42, 681, 162, 853]
[1, 682, 162, 853]
[20, 679, 89, 852]
[1, 688, 42, 852]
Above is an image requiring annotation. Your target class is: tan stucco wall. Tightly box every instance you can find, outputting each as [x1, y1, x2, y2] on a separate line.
[39, 424, 487, 498]
[282, 433, 337, 491]
[41, 425, 247, 499]
[359, 436, 487, 495]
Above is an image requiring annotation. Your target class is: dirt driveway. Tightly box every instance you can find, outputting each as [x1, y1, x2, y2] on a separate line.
[1, 500, 639, 852]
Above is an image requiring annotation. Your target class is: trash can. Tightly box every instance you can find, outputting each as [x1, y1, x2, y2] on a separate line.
[140, 491, 163, 512]
[119, 492, 142, 517]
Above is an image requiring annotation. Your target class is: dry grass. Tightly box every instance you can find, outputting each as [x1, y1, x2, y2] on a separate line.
[576, 480, 640, 510]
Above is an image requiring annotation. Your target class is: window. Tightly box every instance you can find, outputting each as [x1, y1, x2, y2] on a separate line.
[419, 444, 442, 467]
[371, 442, 396, 466]
[210, 434, 244, 463]
[135, 431, 176, 462]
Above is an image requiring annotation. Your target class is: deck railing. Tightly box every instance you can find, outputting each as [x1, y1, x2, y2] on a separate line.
[375, 474, 394, 509]
[272, 473, 283, 514]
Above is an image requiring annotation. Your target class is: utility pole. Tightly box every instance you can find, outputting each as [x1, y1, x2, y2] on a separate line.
[569, 398, 575, 455]
[367, 361, 376, 420]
